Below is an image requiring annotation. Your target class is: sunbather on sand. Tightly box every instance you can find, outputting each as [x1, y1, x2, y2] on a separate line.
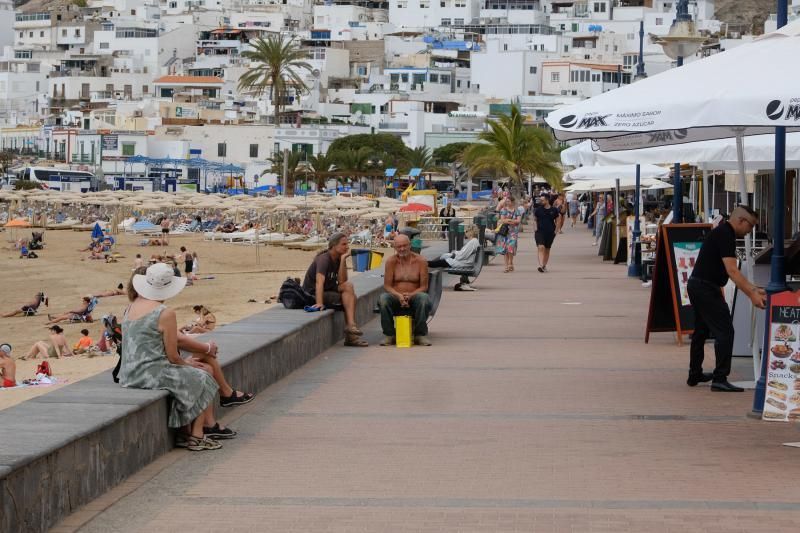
[0, 344, 16, 387]
[1, 292, 48, 318]
[22, 326, 72, 359]
[181, 305, 217, 334]
[96, 284, 126, 298]
[47, 296, 94, 324]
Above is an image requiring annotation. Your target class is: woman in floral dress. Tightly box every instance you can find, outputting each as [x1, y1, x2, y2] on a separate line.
[495, 195, 524, 273]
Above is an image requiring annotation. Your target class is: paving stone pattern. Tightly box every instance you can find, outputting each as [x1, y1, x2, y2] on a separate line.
[61, 226, 800, 533]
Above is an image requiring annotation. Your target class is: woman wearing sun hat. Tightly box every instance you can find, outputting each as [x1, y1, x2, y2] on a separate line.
[120, 263, 224, 451]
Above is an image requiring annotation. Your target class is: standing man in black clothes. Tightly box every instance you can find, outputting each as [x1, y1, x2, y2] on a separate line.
[687, 205, 766, 392]
[533, 194, 561, 273]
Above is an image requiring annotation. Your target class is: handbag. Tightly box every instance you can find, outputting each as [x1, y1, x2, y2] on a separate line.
[497, 223, 509, 237]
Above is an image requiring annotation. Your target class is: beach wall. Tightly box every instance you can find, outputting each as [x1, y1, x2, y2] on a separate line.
[0, 267, 390, 533]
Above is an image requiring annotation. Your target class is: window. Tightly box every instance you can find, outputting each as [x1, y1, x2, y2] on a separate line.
[627, 33, 635, 40]
[121, 142, 135, 156]
[503, 43, 508, 51]
[441, 18, 451, 26]
[169, 1, 177, 6]
[143, 85, 148, 93]
[19, 32, 22, 37]
[429, 73, 439, 82]
[440, 74, 451, 84]
[75, 29, 81, 37]
[570, 70, 576, 82]
[249, 144, 258, 158]
[62, 29, 67, 36]
[131, 9, 136, 15]
[357, 65, 367, 76]
[529, 66, 537, 74]
[656, 18, 663, 25]
[456, 79, 461, 87]
[40, 31, 44, 37]
[390, 73, 400, 83]
[401, 73, 409, 82]
[36, 81, 40, 91]
[563, 45, 568, 52]
[99, 42, 109, 49]
[455, 0, 465, 6]
[571, 23, 578, 32]
[397, 0, 406, 6]
[420, 0, 429, 7]
[218, 143, 227, 157]
[593, 2, 606, 12]
[454, 18, 464, 25]
[29, 32, 33, 38]
[551, 72, 560, 82]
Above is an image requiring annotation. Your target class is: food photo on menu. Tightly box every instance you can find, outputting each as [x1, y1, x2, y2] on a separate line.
[672, 242, 701, 306]
[764, 321, 800, 421]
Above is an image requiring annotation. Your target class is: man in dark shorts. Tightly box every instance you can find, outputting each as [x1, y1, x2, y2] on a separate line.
[302, 232, 367, 347]
[533, 193, 560, 273]
[688, 205, 766, 392]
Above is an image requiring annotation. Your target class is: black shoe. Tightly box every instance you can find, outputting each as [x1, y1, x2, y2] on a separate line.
[537, 266, 544, 273]
[710, 380, 744, 392]
[686, 372, 713, 386]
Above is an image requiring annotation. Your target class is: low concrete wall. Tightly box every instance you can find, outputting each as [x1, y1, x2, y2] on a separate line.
[0, 268, 388, 533]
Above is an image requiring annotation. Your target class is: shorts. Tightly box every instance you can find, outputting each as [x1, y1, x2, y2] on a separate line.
[322, 291, 342, 307]
[161, 228, 169, 234]
[535, 231, 555, 249]
[21, 306, 36, 316]
[185, 260, 194, 274]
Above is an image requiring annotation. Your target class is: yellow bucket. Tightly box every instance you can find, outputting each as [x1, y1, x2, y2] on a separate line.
[395, 316, 413, 348]
[369, 250, 384, 269]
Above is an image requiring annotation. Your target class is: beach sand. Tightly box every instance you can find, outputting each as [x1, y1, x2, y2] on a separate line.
[0, 228, 322, 411]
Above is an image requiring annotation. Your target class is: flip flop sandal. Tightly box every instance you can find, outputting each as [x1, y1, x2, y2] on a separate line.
[219, 390, 255, 407]
[203, 423, 237, 439]
[186, 435, 222, 451]
[344, 325, 364, 336]
[344, 337, 369, 347]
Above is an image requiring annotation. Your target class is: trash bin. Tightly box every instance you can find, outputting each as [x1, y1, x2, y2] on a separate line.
[369, 250, 384, 269]
[350, 249, 370, 272]
[447, 218, 463, 252]
[455, 222, 465, 250]
[411, 237, 423, 254]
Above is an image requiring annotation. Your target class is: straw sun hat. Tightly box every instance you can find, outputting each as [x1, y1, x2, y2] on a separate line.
[132, 263, 187, 301]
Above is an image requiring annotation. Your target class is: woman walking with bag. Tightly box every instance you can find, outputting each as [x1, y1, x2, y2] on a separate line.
[495, 195, 524, 273]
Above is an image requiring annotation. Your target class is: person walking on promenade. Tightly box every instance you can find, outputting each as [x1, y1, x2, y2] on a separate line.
[687, 206, 766, 392]
[533, 194, 560, 273]
[496, 195, 524, 273]
[379, 234, 432, 346]
[589, 195, 605, 245]
[302, 232, 368, 347]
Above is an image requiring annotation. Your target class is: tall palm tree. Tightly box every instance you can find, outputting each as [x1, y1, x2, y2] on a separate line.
[333, 147, 372, 191]
[404, 146, 437, 171]
[266, 150, 304, 195]
[238, 36, 312, 126]
[307, 152, 336, 190]
[462, 105, 562, 193]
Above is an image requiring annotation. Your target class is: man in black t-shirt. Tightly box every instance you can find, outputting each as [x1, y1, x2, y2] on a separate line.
[533, 194, 561, 273]
[687, 206, 765, 392]
[302, 232, 368, 347]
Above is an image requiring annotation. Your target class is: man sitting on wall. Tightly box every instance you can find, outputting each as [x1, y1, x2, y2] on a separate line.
[302, 232, 368, 347]
[379, 234, 432, 346]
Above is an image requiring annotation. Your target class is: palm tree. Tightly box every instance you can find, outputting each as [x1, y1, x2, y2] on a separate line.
[333, 147, 372, 192]
[238, 36, 312, 126]
[266, 150, 304, 196]
[307, 152, 336, 190]
[462, 105, 562, 193]
[404, 146, 437, 171]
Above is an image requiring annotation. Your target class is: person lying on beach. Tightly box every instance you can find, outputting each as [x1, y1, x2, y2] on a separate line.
[47, 296, 94, 324]
[96, 284, 126, 298]
[0, 344, 16, 388]
[1, 292, 48, 318]
[181, 305, 217, 334]
[78, 239, 100, 252]
[88, 242, 105, 260]
[22, 325, 72, 359]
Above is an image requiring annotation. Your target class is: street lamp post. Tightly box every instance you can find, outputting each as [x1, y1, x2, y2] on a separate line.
[629, 20, 648, 278]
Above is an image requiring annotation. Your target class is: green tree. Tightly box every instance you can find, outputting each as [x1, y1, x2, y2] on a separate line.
[431, 142, 471, 164]
[307, 152, 337, 190]
[266, 150, 304, 196]
[462, 105, 561, 192]
[327, 133, 408, 163]
[238, 36, 312, 126]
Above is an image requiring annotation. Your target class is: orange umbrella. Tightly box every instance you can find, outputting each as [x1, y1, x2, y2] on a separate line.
[5, 219, 30, 228]
[399, 203, 432, 213]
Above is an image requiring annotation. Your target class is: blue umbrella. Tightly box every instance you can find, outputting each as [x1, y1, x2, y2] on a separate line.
[91, 222, 103, 240]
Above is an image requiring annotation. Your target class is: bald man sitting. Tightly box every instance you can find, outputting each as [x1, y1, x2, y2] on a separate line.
[379, 234, 432, 346]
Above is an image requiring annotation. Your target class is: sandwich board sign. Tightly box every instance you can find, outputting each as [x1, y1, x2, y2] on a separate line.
[762, 290, 800, 422]
[645, 223, 712, 345]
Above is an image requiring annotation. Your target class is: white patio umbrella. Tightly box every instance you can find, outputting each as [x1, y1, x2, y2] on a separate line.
[564, 164, 669, 182]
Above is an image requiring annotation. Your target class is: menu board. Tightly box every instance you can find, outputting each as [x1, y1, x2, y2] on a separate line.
[672, 242, 702, 306]
[762, 290, 800, 422]
[645, 223, 712, 345]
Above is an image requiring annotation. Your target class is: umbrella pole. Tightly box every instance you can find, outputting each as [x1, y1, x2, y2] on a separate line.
[702, 164, 710, 222]
[734, 131, 754, 281]
[629, 164, 642, 277]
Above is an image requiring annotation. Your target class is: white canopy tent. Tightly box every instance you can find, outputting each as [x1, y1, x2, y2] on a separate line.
[564, 177, 672, 193]
[564, 164, 669, 182]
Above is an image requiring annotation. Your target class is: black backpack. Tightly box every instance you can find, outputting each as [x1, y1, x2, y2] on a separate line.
[278, 277, 315, 309]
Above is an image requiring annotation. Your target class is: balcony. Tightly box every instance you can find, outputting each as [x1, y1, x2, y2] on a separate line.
[14, 13, 51, 28]
[197, 39, 244, 48]
[71, 155, 95, 164]
[378, 122, 409, 130]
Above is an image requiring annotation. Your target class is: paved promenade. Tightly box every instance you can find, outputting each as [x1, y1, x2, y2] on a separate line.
[59, 226, 800, 532]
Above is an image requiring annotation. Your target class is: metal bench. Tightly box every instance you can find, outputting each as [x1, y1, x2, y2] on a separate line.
[445, 245, 484, 286]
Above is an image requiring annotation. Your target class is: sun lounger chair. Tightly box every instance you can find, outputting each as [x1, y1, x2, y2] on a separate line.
[69, 297, 98, 323]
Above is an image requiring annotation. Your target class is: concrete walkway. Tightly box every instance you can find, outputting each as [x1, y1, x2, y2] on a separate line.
[60, 226, 800, 533]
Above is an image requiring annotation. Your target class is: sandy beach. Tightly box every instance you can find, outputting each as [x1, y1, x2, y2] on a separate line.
[0, 227, 324, 411]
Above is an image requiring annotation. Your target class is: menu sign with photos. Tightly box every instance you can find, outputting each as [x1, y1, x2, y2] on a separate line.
[672, 242, 701, 306]
[763, 291, 800, 422]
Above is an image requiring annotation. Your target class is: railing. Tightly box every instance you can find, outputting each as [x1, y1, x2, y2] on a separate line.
[71, 155, 95, 163]
[15, 12, 50, 22]
[378, 122, 409, 130]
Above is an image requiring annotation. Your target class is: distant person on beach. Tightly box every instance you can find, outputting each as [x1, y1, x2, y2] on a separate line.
[73, 329, 94, 355]
[47, 296, 94, 324]
[96, 284, 126, 298]
[178, 246, 194, 276]
[687, 206, 766, 392]
[1, 292, 48, 318]
[533, 194, 560, 273]
[379, 234, 432, 346]
[0, 343, 16, 388]
[120, 263, 231, 451]
[181, 305, 217, 334]
[23, 325, 71, 359]
[302, 232, 368, 347]
[134, 254, 144, 269]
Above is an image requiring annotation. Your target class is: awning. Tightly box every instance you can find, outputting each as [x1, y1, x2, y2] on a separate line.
[385, 168, 397, 177]
[409, 168, 422, 177]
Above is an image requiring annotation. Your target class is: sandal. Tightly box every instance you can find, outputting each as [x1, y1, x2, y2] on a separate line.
[344, 325, 364, 336]
[220, 390, 255, 407]
[203, 423, 237, 439]
[504, 267, 510, 273]
[344, 337, 369, 347]
[186, 435, 222, 451]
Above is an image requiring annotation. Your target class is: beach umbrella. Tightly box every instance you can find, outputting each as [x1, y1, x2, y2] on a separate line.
[5, 219, 30, 228]
[91, 222, 104, 240]
[399, 203, 433, 213]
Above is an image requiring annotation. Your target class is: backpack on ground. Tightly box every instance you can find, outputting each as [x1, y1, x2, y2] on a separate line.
[278, 277, 315, 309]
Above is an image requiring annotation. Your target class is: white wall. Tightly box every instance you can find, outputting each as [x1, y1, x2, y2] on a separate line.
[389, 0, 480, 30]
